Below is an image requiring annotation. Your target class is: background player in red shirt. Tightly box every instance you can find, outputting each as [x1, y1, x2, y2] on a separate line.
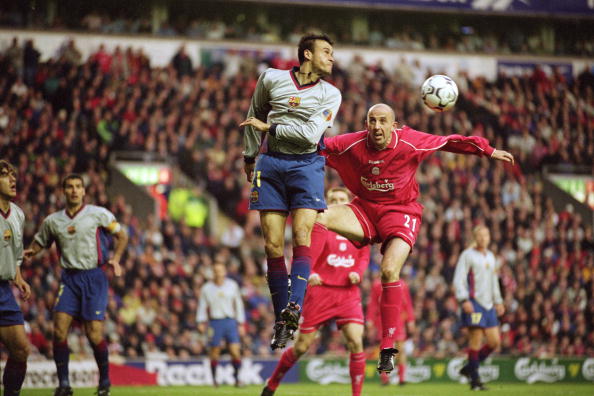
[367, 273, 415, 385]
[261, 187, 371, 396]
[311, 103, 514, 373]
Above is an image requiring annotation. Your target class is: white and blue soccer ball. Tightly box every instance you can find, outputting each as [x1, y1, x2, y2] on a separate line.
[421, 74, 459, 112]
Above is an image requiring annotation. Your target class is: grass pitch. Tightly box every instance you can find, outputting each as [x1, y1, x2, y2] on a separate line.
[23, 383, 594, 395]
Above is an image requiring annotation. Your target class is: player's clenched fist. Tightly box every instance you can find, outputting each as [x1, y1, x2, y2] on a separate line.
[308, 273, 322, 286]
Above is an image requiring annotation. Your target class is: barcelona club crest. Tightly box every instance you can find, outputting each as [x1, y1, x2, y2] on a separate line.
[3, 229, 12, 241]
[250, 190, 259, 203]
[288, 96, 301, 108]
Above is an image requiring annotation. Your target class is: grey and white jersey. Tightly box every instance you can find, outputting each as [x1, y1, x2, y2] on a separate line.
[34, 204, 121, 270]
[0, 202, 25, 281]
[453, 247, 503, 310]
[197, 278, 245, 323]
[243, 67, 342, 157]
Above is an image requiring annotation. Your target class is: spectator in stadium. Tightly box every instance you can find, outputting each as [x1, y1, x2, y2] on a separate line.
[0, 160, 30, 396]
[454, 225, 504, 391]
[311, 103, 514, 373]
[239, 33, 342, 349]
[197, 259, 246, 387]
[261, 187, 370, 396]
[24, 174, 128, 396]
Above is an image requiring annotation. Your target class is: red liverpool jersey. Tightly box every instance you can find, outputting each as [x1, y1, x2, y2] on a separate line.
[323, 126, 495, 205]
[312, 231, 370, 287]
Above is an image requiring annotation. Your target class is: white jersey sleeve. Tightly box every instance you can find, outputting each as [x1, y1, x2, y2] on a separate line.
[243, 70, 272, 159]
[453, 249, 471, 301]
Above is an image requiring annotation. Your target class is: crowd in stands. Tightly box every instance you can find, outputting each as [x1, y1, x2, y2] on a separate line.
[1, 2, 593, 57]
[0, 37, 592, 362]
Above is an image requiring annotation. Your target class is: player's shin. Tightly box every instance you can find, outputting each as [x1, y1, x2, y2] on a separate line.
[91, 339, 110, 388]
[380, 281, 403, 350]
[267, 256, 289, 321]
[266, 347, 298, 390]
[288, 246, 311, 310]
[310, 223, 328, 263]
[349, 352, 366, 396]
[2, 358, 27, 396]
[53, 339, 71, 387]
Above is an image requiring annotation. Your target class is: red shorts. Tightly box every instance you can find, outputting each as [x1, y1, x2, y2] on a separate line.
[348, 198, 423, 252]
[299, 285, 364, 334]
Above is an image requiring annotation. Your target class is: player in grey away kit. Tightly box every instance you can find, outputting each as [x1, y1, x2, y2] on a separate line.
[453, 225, 504, 391]
[239, 33, 342, 349]
[0, 160, 31, 396]
[25, 174, 128, 396]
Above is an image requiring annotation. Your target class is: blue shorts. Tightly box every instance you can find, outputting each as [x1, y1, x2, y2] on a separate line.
[55, 267, 109, 321]
[460, 299, 499, 328]
[209, 318, 241, 347]
[0, 281, 24, 326]
[249, 152, 326, 211]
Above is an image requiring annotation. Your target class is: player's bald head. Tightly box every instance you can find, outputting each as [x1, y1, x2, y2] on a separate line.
[367, 103, 396, 123]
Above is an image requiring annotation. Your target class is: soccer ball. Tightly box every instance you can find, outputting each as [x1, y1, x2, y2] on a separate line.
[421, 75, 459, 112]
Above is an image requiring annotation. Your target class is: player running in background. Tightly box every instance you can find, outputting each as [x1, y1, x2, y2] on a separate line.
[0, 160, 31, 396]
[261, 187, 370, 396]
[453, 225, 504, 391]
[197, 259, 246, 387]
[311, 103, 514, 373]
[368, 273, 415, 385]
[24, 174, 128, 396]
[239, 33, 342, 349]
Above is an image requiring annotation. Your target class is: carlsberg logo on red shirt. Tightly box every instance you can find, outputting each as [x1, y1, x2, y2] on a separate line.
[327, 254, 355, 268]
[360, 176, 395, 192]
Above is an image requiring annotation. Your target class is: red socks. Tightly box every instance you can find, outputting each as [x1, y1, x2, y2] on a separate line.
[398, 362, 406, 383]
[349, 352, 366, 396]
[380, 280, 403, 349]
[267, 347, 298, 390]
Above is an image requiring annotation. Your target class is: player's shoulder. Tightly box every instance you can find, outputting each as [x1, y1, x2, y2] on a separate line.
[320, 79, 342, 97]
[9, 202, 25, 220]
[262, 67, 288, 81]
[335, 130, 368, 142]
[86, 204, 114, 217]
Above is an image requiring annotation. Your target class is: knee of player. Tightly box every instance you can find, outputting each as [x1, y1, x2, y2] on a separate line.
[488, 337, 501, 350]
[346, 338, 363, 353]
[380, 267, 400, 282]
[293, 340, 310, 356]
[264, 240, 284, 257]
[10, 342, 30, 361]
[292, 228, 312, 246]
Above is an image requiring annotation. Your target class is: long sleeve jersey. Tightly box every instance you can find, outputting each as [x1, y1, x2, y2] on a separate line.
[243, 67, 342, 158]
[0, 203, 25, 281]
[322, 126, 495, 205]
[453, 247, 503, 310]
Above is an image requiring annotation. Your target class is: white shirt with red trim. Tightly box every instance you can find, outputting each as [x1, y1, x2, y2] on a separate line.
[243, 67, 342, 158]
[323, 126, 495, 205]
[0, 202, 25, 281]
[453, 247, 503, 310]
[34, 204, 121, 270]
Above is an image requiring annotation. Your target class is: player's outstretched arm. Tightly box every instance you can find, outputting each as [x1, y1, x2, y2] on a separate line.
[491, 149, 515, 164]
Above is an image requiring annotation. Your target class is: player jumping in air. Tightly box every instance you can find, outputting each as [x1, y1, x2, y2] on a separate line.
[25, 174, 128, 396]
[311, 103, 514, 373]
[240, 33, 342, 349]
[0, 160, 31, 396]
[261, 187, 370, 396]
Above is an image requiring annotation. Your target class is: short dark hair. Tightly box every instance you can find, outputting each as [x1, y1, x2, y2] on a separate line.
[62, 173, 85, 189]
[298, 33, 333, 64]
[0, 160, 16, 177]
[326, 186, 350, 200]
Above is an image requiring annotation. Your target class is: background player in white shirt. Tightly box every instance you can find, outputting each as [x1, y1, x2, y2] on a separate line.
[0, 160, 31, 396]
[25, 174, 128, 396]
[453, 225, 504, 391]
[197, 259, 246, 387]
[240, 33, 342, 350]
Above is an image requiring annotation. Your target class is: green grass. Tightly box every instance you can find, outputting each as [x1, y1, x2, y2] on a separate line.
[22, 383, 594, 396]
